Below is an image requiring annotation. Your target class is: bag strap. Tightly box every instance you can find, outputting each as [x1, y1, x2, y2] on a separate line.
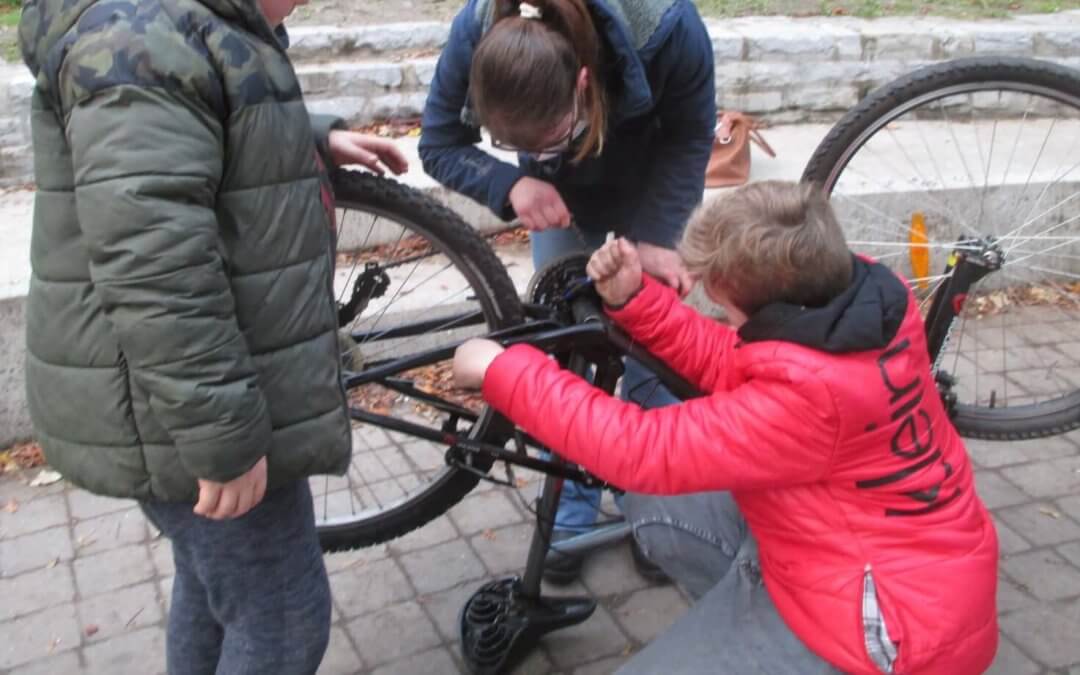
[749, 128, 776, 158]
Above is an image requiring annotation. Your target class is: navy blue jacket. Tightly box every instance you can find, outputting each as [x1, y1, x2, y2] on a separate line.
[419, 0, 716, 247]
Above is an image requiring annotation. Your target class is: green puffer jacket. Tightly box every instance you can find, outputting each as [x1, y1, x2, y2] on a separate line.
[18, 0, 352, 501]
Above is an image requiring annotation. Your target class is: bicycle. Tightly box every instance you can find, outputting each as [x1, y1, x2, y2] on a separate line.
[313, 56, 1080, 674]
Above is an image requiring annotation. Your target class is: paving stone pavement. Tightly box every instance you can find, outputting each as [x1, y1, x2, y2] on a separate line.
[3, 432, 1080, 674]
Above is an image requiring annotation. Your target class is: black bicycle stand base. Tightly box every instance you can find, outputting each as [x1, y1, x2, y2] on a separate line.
[460, 576, 596, 674]
[461, 432, 597, 674]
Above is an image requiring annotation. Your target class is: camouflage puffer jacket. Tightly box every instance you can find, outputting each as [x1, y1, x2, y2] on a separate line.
[18, 0, 352, 501]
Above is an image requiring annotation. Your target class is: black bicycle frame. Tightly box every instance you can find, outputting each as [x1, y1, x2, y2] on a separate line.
[345, 240, 1000, 486]
[344, 293, 703, 484]
[921, 239, 1003, 367]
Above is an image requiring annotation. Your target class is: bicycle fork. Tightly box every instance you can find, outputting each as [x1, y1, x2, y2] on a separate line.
[922, 239, 1004, 411]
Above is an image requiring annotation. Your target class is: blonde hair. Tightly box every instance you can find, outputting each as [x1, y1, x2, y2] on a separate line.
[679, 181, 853, 315]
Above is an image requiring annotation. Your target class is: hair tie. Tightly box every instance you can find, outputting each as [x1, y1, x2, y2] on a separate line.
[519, 2, 542, 19]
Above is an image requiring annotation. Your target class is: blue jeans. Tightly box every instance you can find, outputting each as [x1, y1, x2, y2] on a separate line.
[618, 493, 841, 674]
[531, 228, 680, 533]
[141, 480, 331, 675]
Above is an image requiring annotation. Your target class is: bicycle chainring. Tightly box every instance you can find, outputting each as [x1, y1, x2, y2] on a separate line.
[526, 253, 593, 323]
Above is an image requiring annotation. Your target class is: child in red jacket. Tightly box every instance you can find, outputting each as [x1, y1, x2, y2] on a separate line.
[454, 181, 999, 674]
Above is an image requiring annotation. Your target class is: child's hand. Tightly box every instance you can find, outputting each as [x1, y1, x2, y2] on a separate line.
[328, 131, 409, 175]
[453, 339, 505, 389]
[194, 457, 268, 520]
[587, 238, 643, 307]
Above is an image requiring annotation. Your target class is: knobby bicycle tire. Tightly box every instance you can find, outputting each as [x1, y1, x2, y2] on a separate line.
[317, 171, 524, 552]
[802, 56, 1080, 440]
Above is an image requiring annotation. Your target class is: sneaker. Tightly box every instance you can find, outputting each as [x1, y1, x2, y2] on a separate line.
[543, 530, 584, 586]
[631, 538, 669, 584]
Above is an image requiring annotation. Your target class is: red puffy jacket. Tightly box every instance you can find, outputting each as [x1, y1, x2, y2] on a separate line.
[483, 260, 999, 674]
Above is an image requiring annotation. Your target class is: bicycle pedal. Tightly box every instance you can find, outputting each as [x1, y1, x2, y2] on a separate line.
[460, 576, 596, 675]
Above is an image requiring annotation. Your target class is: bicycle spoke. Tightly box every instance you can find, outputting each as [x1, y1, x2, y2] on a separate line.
[831, 193, 931, 239]
[940, 101, 979, 193]
[1000, 95, 1033, 187]
[918, 274, 952, 313]
[874, 128, 975, 234]
[973, 114, 997, 233]
[915, 117, 976, 231]
[358, 287, 476, 363]
[1005, 213, 1080, 265]
[1005, 117, 1065, 239]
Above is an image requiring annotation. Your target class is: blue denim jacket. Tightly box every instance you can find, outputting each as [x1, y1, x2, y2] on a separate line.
[418, 0, 716, 247]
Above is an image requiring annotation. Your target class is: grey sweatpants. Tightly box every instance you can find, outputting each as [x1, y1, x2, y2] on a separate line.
[141, 480, 331, 675]
[618, 492, 842, 675]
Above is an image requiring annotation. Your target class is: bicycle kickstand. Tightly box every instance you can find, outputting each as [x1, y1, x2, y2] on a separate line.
[459, 356, 599, 675]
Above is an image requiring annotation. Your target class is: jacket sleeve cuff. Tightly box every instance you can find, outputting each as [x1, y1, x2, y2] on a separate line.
[606, 275, 671, 325]
[487, 162, 526, 221]
[177, 407, 273, 483]
[481, 344, 548, 414]
[627, 224, 683, 249]
[310, 114, 348, 168]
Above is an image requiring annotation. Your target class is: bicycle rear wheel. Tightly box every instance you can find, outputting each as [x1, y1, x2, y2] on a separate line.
[314, 170, 524, 552]
[802, 57, 1080, 440]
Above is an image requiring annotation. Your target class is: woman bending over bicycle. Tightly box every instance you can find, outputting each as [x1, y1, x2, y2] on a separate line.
[455, 181, 999, 674]
[419, 0, 716, 583]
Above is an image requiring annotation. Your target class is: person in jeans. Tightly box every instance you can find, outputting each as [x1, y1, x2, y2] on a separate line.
[18, 0, 405, 671]
[419, 0, 715, 582]
[454, 181, 999, 673]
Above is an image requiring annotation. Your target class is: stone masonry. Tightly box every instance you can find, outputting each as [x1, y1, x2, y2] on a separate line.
[3, 13, 1080, 185]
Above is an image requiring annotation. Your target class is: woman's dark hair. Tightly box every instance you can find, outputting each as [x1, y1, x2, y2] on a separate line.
[470, 0, 607, 162]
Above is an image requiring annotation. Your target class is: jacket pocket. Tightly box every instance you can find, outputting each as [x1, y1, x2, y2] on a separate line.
[862, 565, 899, 674]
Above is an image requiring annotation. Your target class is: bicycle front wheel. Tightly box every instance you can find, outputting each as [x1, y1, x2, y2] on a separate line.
[803, 57, 1080, 440]
[315, 170, 524, 552]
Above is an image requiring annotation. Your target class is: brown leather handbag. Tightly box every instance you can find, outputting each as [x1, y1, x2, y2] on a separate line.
[704, 111, 776, 188]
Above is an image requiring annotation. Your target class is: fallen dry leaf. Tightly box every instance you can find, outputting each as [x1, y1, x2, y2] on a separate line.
[3, 499, 18, 514]
[84, 624, 99, 637]
[489, 226, 529, 249]
[482, 529, 497, 541]
[0, 442, 47, 475]
[352, 117, 422, 139]
[29, 469, 63, 487]
[1039, 507, 1061, 519]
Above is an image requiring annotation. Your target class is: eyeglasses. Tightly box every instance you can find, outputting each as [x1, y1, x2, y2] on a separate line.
[490, 93, 582, 155]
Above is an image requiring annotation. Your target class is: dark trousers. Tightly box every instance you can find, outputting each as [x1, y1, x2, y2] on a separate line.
[141, 480, 331, 675]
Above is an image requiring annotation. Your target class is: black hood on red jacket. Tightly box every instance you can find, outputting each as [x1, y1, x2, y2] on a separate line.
[737, 257, 910, 354]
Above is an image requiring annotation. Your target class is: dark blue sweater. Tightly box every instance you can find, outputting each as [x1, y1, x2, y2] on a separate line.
[419, 0, 716, 247]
